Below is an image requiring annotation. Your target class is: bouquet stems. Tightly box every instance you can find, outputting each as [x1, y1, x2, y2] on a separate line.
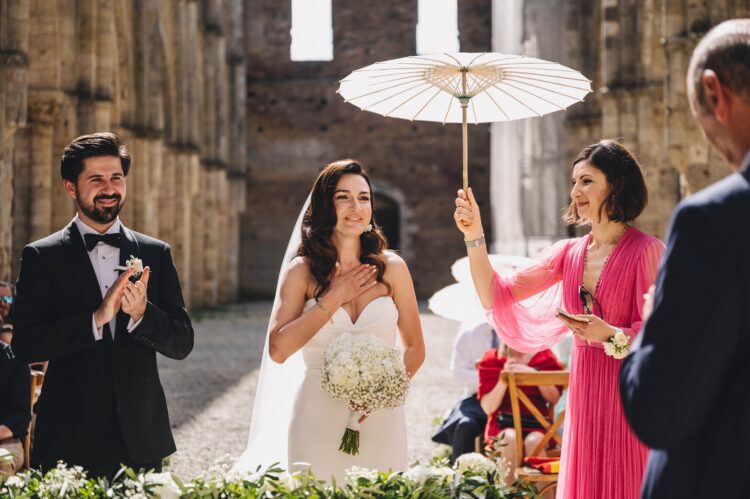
[339, 410, 364, 455]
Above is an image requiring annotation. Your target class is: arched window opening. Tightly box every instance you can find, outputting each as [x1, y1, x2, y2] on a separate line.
[374, 194, 401, 251]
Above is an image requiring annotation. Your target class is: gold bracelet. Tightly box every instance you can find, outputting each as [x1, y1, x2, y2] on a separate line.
[316, 302, 334, 324]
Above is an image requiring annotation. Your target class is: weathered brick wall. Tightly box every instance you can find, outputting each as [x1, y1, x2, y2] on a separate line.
[241, 0, 493, 298]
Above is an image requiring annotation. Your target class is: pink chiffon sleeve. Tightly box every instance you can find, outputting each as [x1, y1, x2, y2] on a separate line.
[621, 238, 665, 340]
[486, 239, 575, 353]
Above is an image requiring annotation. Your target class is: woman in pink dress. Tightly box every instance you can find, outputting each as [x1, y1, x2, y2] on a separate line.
[453, 140, 664, 499]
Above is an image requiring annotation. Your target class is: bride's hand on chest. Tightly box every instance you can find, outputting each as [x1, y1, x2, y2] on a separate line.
[325, 263, 378, 306]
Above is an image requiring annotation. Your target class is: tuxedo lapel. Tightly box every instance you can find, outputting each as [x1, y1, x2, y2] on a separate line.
[63, 223, 104, 314]
[116, 226, 140, 339]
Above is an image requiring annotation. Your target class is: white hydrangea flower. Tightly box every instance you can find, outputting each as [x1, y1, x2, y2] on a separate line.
[613, 331, 629, 347]
[345, 465, 379, 483]
[430, 465, 456, 483]
[454, 452, 496, 476]
[404, 464, 432, 485]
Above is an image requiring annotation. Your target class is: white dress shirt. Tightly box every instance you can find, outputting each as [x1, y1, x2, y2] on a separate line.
[450, 322, 498, 397]
[73, 215, 142, 340]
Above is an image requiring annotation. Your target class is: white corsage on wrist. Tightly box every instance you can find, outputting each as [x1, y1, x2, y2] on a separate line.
[603, 328, 630, 359]
[115, 255, 144, 280]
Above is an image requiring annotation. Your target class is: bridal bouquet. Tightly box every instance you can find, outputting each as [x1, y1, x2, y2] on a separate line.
[321, 332, 410, 455]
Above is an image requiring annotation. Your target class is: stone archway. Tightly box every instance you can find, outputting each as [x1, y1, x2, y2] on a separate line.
[374, 192, 400, 251]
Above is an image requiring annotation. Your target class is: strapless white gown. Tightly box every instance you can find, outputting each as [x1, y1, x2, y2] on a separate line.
[288, 296, 408, 482]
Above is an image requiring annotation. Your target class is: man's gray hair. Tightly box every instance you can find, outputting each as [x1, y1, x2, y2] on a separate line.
[688, 19, 750, 111]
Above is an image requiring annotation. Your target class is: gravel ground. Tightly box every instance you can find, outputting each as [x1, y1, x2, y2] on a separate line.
[158, 301, 463, 479]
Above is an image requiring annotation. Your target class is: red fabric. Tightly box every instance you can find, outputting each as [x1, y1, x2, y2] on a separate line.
[477, 348, 563, 446]
[524, 456, 559, 465]
[524, 456, 561, 473]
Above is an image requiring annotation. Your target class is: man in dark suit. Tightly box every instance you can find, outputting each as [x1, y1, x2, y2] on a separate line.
[620, 19, 750, 499]
[11, 132, 194, 478]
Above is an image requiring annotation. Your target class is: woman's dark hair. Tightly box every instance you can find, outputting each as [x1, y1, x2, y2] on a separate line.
[60, 132, 131, 183]
[563, 140, 648, 225]
[298, 159, 390, 299]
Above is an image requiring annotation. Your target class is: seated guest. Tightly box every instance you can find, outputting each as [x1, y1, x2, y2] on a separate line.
[433, 322, 497, 462]
[0, 314, 31, 476]
[0, 281, 13, 325]
[478, 344, 562, 484]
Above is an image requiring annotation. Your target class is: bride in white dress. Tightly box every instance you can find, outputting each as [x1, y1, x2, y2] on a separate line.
[234, 159, 425, 482]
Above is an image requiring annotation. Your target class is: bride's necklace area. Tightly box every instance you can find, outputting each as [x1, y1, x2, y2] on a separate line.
[582, 223, 629, 299]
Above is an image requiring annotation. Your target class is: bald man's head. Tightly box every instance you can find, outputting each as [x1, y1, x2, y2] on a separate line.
[687, 19, 750, 114]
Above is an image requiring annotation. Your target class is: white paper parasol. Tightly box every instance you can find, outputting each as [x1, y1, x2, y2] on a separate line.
[337, 52, 592, 190]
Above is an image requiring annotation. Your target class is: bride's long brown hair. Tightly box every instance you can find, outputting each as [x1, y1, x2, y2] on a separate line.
[298, 159, 390, 299]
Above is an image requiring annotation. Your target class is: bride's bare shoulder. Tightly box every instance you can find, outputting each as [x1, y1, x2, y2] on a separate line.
[281, 257, 312, 284]
[382, 251, 410, 278]
[284, 256, 319, 298]
[288, 255, 311, 270]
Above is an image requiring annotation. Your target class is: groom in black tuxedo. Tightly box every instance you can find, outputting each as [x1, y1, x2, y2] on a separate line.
[11, 132, 194, 477]
[620, 20, 750, 499]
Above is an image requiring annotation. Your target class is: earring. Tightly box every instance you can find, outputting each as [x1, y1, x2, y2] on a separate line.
[366, 224, 373, 232]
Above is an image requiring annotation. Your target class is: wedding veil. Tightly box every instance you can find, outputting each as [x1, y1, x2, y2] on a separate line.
[233, 195, 310, 472]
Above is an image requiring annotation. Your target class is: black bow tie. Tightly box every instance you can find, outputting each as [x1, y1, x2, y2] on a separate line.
[84, 233, 122, 252]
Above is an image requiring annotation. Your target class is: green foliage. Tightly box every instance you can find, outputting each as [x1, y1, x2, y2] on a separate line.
[0, 459, 541, 498]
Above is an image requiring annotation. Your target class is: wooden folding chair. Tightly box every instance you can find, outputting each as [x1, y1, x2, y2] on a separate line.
[23, 368, 45, 469]
[500, 370, 569, 496]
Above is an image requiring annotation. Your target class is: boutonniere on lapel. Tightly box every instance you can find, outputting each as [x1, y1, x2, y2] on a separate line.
[115, 255, 144, 283]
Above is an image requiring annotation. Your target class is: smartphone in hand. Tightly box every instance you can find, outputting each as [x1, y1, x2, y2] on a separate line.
[556, 307, 590, 323]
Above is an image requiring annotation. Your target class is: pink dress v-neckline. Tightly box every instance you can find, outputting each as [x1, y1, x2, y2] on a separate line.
[486, 228, 665, 499]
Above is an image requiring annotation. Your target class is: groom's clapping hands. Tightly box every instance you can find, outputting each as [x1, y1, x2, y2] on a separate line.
[121, 267, 151, 322]
[94, 268, 134, 328]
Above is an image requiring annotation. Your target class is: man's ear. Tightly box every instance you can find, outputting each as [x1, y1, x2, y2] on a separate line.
[701, 69, 732, 124]
[63, 179, 77, 200]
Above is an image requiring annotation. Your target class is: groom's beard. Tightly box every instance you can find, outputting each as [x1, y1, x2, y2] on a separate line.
[77, 192, 124, 224]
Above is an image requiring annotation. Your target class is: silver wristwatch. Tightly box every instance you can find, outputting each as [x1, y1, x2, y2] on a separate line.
[464, 235, 486, 248]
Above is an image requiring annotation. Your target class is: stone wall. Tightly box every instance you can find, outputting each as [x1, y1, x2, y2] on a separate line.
[0, 0, 247, 308]
[240, 0, 493, 298]
[564, 0, 750, 238]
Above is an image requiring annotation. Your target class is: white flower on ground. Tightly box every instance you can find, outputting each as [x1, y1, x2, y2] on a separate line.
[430, 465, 456, 482]
[454, 452, 496, 476]
[225, 468, 263, 483]
[5, 476, 23, 487]
[276, 471, 300, 490]
[144, 472, 181, 499]
[613, 331, 629, 347]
